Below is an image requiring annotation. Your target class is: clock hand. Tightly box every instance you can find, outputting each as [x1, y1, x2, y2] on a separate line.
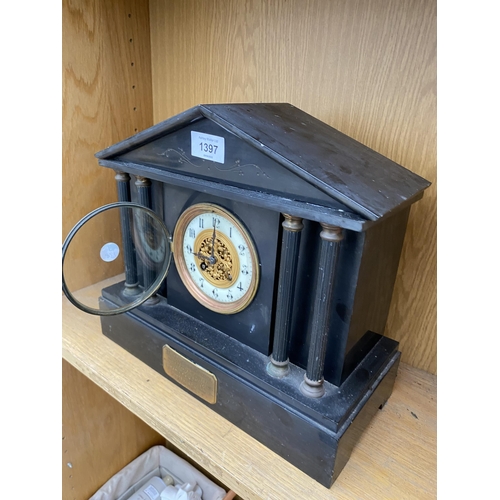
[211, 224, 216, 261]
[192, 251, 211, 262]
[192, 249, 218, 267]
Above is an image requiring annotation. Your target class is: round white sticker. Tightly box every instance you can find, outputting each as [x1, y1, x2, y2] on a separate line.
[100, 242, 120, 262]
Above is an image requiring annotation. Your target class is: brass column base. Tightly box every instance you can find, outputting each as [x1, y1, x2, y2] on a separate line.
[299, 376, 325, 398]
[266, 356, 290, 378]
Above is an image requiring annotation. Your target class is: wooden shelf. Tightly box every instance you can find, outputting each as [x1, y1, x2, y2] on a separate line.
[62, 281, 436, 500]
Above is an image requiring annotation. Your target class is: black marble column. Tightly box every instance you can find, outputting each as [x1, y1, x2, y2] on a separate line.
[267, 214, 303, 378]
[135, 176, 157, 297]
[299, 223, 343, 398]
[115, 171, 139, 295]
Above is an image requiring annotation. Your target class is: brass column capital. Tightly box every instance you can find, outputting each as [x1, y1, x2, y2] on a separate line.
[282, 214, 304, 232]
[135, 176, 151, 186]
[319, 223, 343, 242]
[114, 171, 130, 182]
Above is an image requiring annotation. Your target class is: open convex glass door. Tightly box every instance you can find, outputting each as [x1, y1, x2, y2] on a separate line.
[62, 202, 172, 315]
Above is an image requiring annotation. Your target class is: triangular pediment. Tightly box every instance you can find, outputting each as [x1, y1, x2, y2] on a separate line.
[96, 104, 430, 222]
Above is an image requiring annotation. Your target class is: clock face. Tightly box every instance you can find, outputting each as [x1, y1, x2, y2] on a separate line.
[173, 203, 259, 314]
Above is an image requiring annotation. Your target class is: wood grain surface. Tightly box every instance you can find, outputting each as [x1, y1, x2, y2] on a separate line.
[63, 281, 436, 500]
[149, 0, 437, 374]
[62, 360, 165, 500]
[62, 2, 159, 498]
[62, 0, 154, 290]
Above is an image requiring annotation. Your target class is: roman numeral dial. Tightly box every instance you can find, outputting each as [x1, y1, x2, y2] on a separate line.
[173, 203, 260, 315]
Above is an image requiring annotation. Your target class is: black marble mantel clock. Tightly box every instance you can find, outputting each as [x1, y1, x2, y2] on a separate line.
[62, 103, 430, 487]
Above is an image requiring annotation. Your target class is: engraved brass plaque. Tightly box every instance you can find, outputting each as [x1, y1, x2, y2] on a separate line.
[162, 345, 217, 404]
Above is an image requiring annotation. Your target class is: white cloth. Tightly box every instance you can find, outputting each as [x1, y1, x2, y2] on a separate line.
[90, 445, 226, 500]
[161, 483, 202, 500]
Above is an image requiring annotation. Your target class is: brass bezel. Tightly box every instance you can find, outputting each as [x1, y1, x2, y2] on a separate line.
[173, 203, 259, 314]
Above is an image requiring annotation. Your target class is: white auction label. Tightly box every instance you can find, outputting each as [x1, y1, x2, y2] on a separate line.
[100, 242, 120, 262]
[191, 131, 225, 164]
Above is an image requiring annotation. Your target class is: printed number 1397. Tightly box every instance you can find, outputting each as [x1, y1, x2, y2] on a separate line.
[200, 142, 218, 154]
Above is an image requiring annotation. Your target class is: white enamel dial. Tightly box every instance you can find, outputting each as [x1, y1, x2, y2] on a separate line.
[173, 203, 259, 314]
